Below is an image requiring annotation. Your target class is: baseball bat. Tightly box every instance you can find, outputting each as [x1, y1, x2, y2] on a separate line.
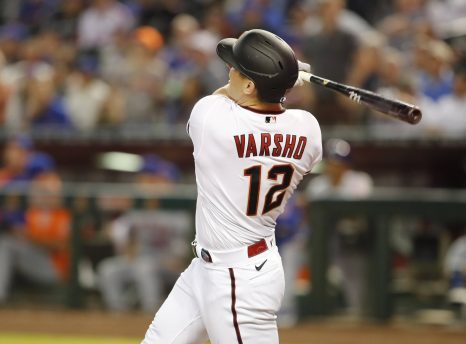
[300, 71, 422, 125]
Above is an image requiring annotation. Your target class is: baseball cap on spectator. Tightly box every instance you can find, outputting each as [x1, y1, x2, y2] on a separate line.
[27, 153, 55, 178]
[139, 154, 180, 181]
[134, 26, 164, 52]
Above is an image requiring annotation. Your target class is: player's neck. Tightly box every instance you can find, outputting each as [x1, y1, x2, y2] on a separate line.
[238, 98, 284, 112]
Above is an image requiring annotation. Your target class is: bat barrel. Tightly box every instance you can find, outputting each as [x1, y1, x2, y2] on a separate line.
[408, 107, 422, 124]
[390, 104, 422, 124]
[307, 73, 422, 125]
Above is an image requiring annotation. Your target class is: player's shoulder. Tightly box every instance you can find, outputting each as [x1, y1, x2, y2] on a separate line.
[193, 94, 234, 111]
[285, 107, 321, 133]
[287, 108, 319, 122]
[189, 95, 234, 125]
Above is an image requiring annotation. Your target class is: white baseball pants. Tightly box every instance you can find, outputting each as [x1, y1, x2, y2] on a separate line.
[142, 246, 285, 344]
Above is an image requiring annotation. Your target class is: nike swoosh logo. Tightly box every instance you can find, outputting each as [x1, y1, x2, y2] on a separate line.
[255, 259, 267, 271]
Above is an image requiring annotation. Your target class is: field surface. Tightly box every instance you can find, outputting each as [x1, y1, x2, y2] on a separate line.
[0, 309, 464, 344]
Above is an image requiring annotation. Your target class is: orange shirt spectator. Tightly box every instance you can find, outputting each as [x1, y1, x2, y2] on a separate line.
[25, 207, 71, 280]
[25, 172, 71, 281]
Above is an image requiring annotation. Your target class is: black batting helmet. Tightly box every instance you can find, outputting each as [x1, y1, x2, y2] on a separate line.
[216, 29, 298, 103]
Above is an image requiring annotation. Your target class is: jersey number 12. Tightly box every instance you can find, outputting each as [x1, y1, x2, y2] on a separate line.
[244, 164, 294, 216]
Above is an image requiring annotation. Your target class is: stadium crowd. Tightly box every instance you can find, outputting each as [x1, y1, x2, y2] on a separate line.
[0, 0, 464, 135]
[0, 0, 465, 321]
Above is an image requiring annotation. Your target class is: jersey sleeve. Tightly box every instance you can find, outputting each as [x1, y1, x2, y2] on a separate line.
[305, 114, 323, 174]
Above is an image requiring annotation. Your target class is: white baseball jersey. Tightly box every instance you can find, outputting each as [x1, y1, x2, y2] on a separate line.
[143, 95, 322, 344]
[188, 95, 322, 250]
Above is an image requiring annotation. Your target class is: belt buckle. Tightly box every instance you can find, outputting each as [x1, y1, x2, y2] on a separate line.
[191, 240, 198, 258]
[191, 240, 213, 263]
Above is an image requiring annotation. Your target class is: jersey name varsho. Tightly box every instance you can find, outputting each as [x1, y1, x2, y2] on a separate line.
[234, 133, 307, 160]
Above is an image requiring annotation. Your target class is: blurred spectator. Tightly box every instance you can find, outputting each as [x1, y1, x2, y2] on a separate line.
[164, 29, 226, 124]
[375, 47, 417, 103]
[17, 0, 59, 35]
[301, 0, 359, 124]
[64, 55, 113, 131]
[165, 75, 205, 125]
[444, 228, 466, 315]
[160, 13, 201, 75]
[428, 56, 466, 137]
[226, 0, 287, 36]
[414, 39, 455, 102]
[0, 135, 33, 187]
[101, 26, 168, 127]
[160, 14, 209, 124]
[426, 0, 466, 40]
[134, 154, 181, 190]
[445, 229, 466, 286]
[0, 135, 58, 242]
[345, 0, 389, 25]
[187, 30, 225, 93]
[306, 139, 373, 317]
[303, 0, 382, 44]
[0, 0, 462, 134]
[77, 0, 135, 50]
[100, 29, 132, 82]
[97, 154, 190, 313]
[344, 35, 386, 108]
[26, 74, 72, 129]
[128, 0, 185, 38]
[0, 23, 27, 64]
[46, 0, 85, 42]
[368, 47, 420, 133]
[0, 171, 70, 304]
[377, 0, 429, 51]
[0, 136, 33, 235]
[275, 193, 308, 327]
[0, 136, 58, 187]
[202, 3, 235, 38]
[0, 37, 57, 130]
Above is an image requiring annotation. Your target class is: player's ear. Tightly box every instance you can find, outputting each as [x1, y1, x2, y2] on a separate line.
[243, 79, 256, 96]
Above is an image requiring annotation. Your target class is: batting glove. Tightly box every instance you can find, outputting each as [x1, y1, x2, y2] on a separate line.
[294, 61, 312, 87]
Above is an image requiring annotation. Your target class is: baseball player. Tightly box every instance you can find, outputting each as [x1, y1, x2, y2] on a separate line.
[142, 29, 322, 343]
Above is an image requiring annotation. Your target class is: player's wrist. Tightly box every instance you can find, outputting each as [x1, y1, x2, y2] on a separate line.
[293, 61, 311, 87]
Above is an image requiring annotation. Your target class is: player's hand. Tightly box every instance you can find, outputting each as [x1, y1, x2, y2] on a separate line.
[298, 60, 311, 73]
[294, 61, 311, 87]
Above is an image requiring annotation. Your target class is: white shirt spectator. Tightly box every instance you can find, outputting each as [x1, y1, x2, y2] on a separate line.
[445, 235, 466, 274]
[436, 94, 466, 138]
[306, 170, 373, 199]
[427, 0, 466, 38]
[0, 61, 54, 130]
[416, 93, 466, 138]
[65, 73, 111, 131]
[78, 0, 135, 49]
